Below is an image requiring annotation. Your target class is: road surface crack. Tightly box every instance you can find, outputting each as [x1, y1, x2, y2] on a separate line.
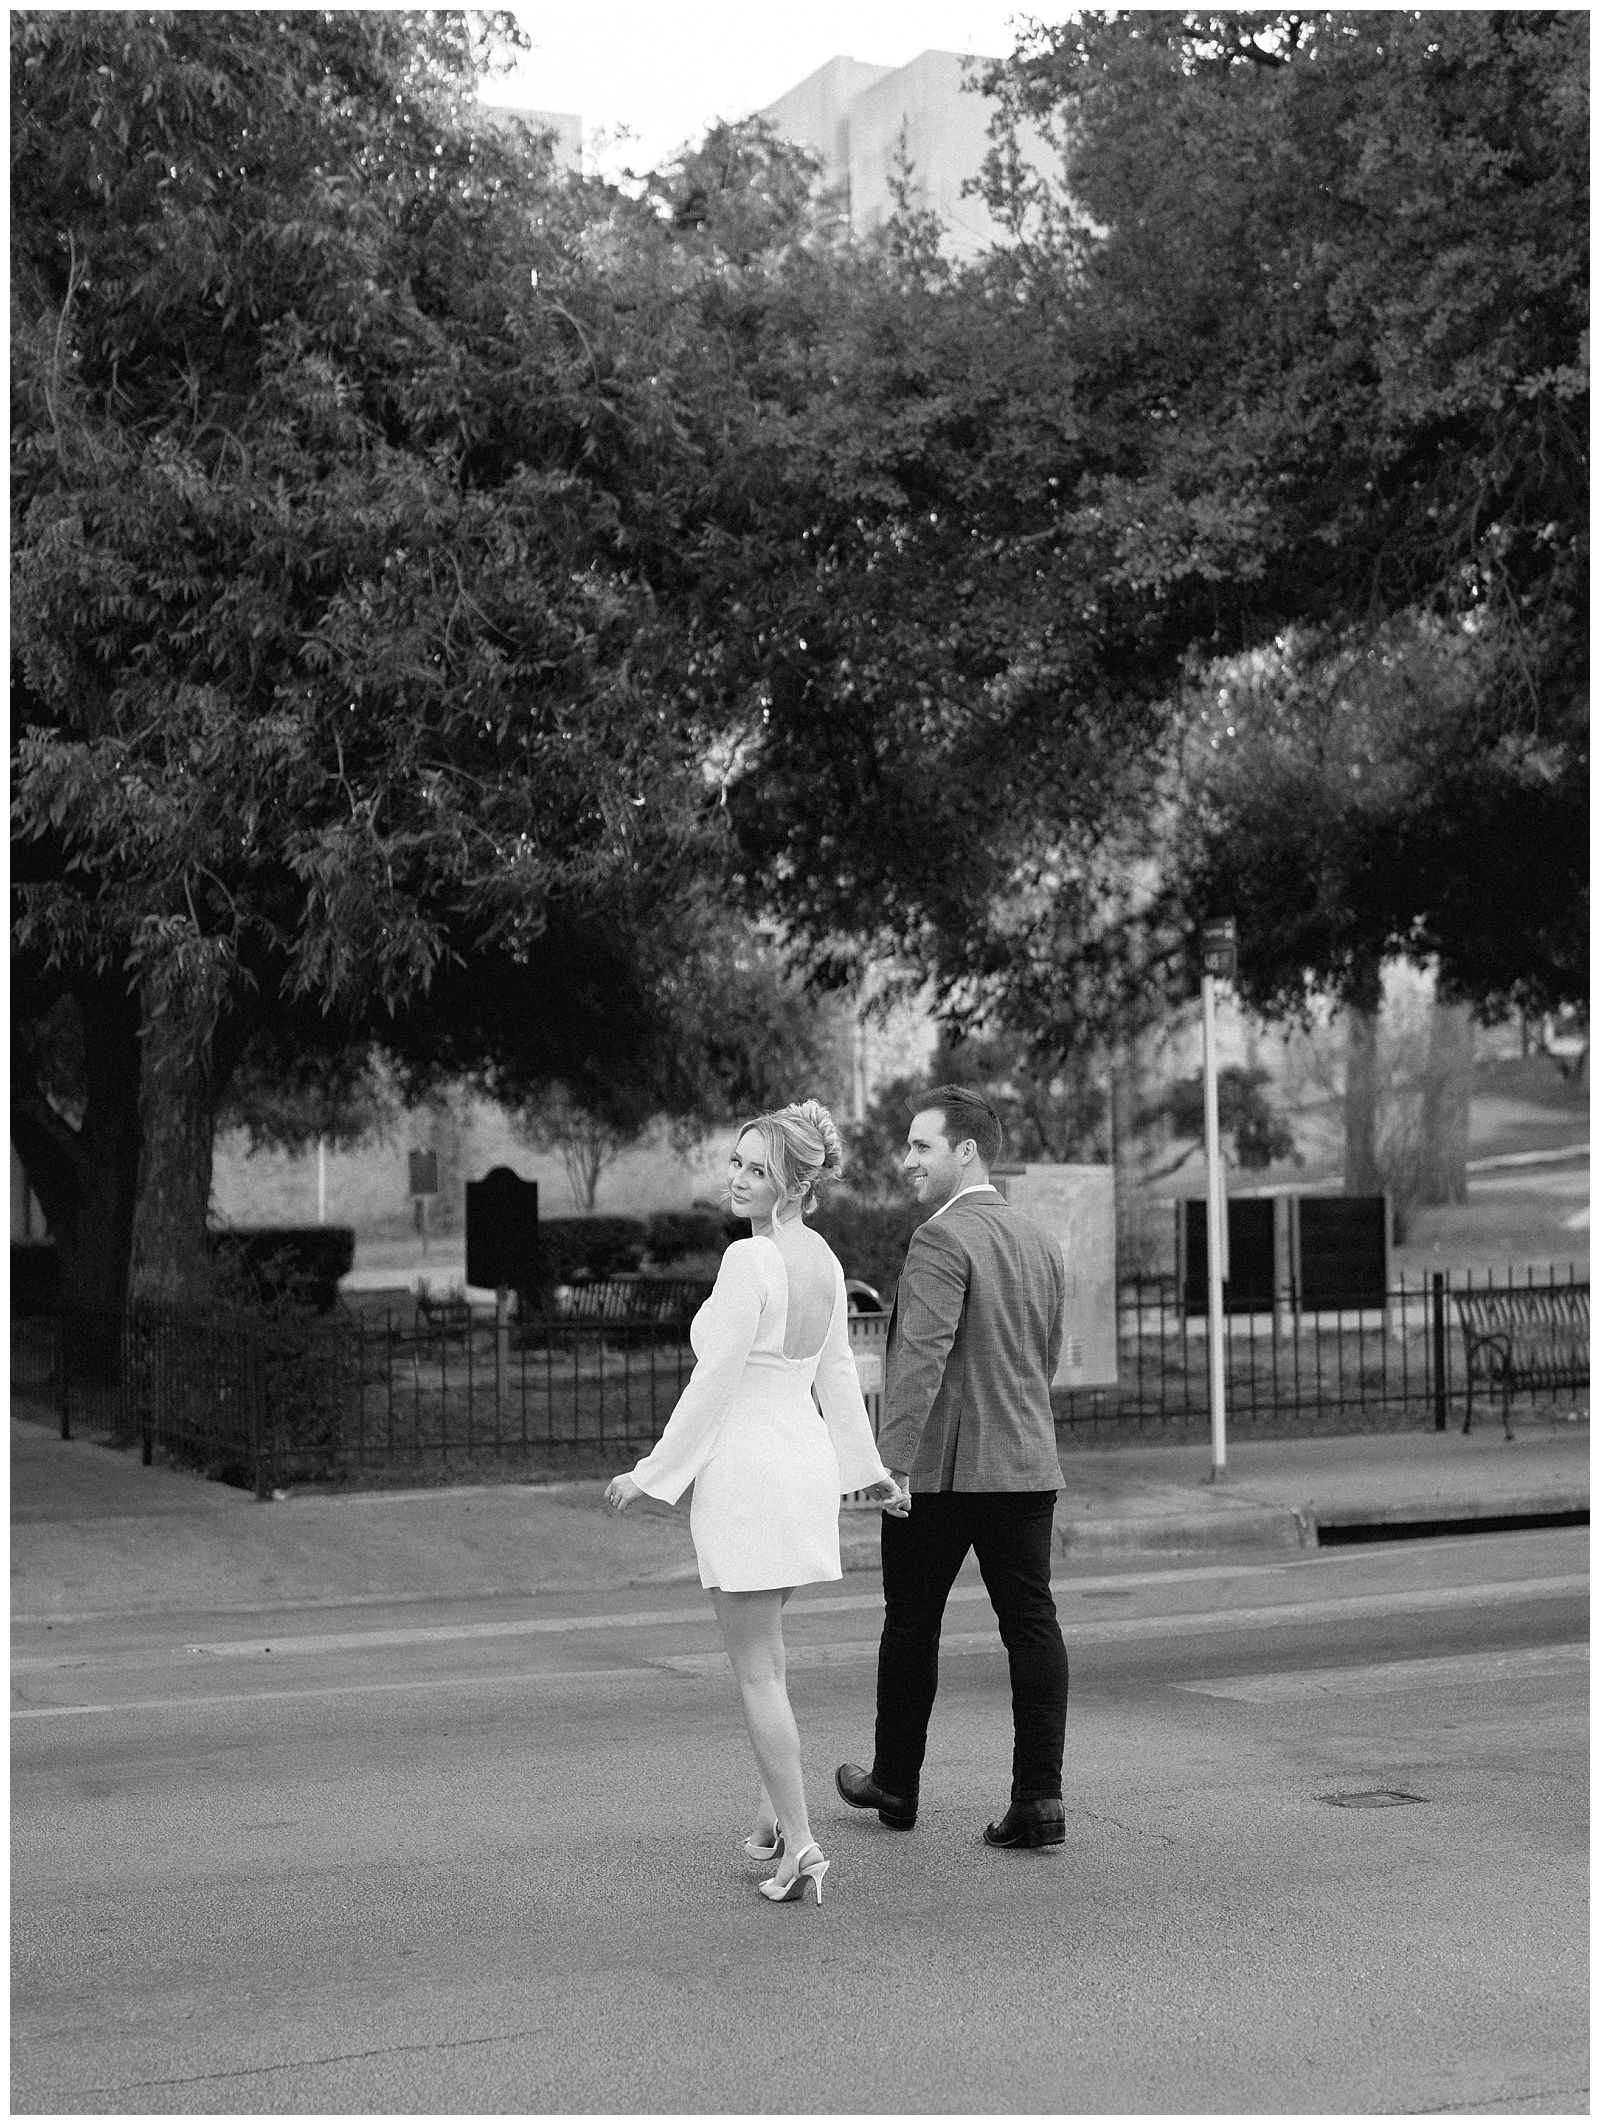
[1404, 2085, 1589, 2114]
[61, 2023, 554, 2098]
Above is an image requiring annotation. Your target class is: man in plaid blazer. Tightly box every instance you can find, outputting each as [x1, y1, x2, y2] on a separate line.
[836, 1085, 1071, 1848]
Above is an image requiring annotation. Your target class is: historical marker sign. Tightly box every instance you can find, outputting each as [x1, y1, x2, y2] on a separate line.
[465, 1168, 540, 1292]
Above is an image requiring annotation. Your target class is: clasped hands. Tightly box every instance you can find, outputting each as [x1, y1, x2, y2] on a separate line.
[863, 1473, 912, 1517]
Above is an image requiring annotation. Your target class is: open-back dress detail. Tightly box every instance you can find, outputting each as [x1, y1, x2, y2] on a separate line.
[627, 1235, 892, 1592]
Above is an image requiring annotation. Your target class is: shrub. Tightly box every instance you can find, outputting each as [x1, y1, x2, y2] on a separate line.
[12, 1242, 60, 1312]
[209, 1227, 355, 1314]
[531, 1216, 647, 1295]
[645, 1209, 738, 1265]
[811, 1196, 930, 1306]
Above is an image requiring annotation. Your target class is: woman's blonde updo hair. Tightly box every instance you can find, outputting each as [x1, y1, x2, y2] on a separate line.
[736, 1099, 845, 1216]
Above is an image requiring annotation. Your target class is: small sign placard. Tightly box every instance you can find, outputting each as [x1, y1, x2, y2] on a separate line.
[1201, 914, 1237, 979]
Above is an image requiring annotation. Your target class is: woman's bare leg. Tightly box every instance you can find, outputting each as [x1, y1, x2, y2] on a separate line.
[749, 1590, 795, 1844]
[713, 1587, 815, 1884]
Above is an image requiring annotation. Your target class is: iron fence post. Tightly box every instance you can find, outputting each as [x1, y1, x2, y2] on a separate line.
[1431, 1271, 1447, 1431]
[58, 1312, 71, 1439]
[251, 1327, 270, 1501]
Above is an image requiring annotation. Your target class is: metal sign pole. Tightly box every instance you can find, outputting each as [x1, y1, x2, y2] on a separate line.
[1198, 913, 1236, 1483]
[1202, 969, 1228, 1479]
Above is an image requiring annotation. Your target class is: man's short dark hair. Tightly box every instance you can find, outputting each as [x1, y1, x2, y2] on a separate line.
[914, 1084, 1004, 1169]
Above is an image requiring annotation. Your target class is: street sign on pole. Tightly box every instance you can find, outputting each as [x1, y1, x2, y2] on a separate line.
[409, 1148, 439, 1256]
[1201, 914, 1237, 980]
[1200, 913, 1234, 1479]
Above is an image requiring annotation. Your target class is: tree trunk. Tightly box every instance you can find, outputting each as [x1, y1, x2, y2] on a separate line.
[1418, 996, 1473, 1205]
[128, 983, 219, 1307]
[11, 973, 144, 1318]
[1107, 1034, 1139, 1276]
[1342, 961, 1383, 1196]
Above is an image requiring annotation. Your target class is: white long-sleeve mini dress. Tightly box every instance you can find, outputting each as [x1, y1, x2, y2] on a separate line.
[627, 1235, 892, 1592]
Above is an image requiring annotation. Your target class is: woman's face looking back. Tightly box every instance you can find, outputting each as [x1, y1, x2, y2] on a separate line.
[728, 1129, 785, 1227]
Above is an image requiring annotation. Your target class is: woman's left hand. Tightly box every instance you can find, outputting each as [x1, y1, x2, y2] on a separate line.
[861, 1475, 911, 1518]
[605, 1473, 644, 1515]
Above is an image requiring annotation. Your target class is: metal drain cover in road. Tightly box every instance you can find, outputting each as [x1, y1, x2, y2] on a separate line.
[1321, 1789, 1428, 1808]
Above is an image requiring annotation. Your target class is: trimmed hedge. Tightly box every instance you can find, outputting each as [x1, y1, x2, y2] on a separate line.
[533, 1216, 647, 1292]
[10, 1234, 356, 1318]
[210, 1227, 356, 1314]
[811, 1197, 930, 1307]
[644, 1209, 736, 1264]
[12, 1242, 60, 1312]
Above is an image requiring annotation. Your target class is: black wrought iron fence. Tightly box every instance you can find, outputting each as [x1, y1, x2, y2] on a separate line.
[10, 1263, 1587, 1492]
[1055, 1264, 1589, 1438]
[11, 1292, 710, 1493]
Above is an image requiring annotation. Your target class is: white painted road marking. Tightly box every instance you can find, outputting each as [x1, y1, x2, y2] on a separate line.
[13, 1574, 1584, 1717]
[1175, 1641, 1589, 1702]
[646, 1578, 1589, 1675]
[15, 1562, 1286, 1669]
[11, 1669, 636, 1720]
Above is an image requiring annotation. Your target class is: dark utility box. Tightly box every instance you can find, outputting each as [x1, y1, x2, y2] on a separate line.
[1297, 1195, 1388, 1309]
[1180, 1198, 1275, 1316]
[1178, 1193, 1389, 1314]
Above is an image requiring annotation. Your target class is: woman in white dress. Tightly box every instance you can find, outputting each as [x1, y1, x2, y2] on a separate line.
[604, 1101, 907, 1906]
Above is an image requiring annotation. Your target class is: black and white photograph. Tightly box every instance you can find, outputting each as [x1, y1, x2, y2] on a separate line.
[10, 4, 1588, 2113]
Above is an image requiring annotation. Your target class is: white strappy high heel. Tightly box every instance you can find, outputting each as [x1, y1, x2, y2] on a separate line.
[757, 1843, 829, 1905]
[742, 1825, 783, 1862]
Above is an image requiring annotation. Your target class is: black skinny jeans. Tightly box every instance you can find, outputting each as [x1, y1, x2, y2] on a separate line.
[873, 1489, 1069, 1803]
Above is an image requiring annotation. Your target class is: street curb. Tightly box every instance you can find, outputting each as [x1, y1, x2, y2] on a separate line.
[841, 1501, 1314, 1568]
[1056, 1505, 1311, 1555]
[1306, 1489, 1589, 1537]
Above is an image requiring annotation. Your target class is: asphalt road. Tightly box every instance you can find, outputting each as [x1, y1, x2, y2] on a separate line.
[12, 1528, 1589, 2115]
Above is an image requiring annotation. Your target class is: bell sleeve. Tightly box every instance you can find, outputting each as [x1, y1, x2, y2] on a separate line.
[627, 1241, 766, 1505]
[813, 1265, 895, 1495]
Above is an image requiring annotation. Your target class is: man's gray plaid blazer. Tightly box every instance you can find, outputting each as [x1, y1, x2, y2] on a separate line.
[876, 1192, 1067, 1492]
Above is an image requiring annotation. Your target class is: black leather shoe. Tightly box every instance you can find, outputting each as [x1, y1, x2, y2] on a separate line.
[983, 1797, 1065, 1849]
[835, 1762, 917, 1830]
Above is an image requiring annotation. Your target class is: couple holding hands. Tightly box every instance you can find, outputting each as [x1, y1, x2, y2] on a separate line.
[604, 1084, 1072, 1906]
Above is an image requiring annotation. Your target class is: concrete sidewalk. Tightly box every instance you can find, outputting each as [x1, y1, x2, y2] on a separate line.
[10, 1398, 1588, 1625]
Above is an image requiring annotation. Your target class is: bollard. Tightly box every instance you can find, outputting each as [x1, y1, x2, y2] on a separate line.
[1431, 1271, 1447, 1432]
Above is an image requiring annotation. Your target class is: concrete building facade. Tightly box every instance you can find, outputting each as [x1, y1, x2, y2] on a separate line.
[479, 103, 583, 172]
[762, 48, 1052, 258]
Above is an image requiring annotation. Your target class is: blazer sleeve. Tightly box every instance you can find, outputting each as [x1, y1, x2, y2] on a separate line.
[875, 1219, 969, 1474]
[628, 1242, 765, 1505]
[1044, 1238, 1068, 1383]
[812, 1264, 894, 1495]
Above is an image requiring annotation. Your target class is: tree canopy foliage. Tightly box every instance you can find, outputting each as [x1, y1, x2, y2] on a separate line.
[699, 11, 1589, 1047]
[12, 11, 1584, 1316]
[975, 9, 1587, 1016]
[8, 13, 820, 1308]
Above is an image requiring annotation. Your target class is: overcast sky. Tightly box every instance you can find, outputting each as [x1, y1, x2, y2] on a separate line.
[479, 1, 1054, 176]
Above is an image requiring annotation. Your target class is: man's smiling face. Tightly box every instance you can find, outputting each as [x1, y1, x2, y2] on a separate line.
[903, 1107, 971, 1210]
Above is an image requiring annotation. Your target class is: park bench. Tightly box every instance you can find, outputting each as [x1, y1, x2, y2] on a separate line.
[415, 1291, 473, 1342]
[1453, 1285, 1589, 1439]
[549, 1276, 712, 1331]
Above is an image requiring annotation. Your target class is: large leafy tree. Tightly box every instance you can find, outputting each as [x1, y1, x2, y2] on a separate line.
[978, 9, 1587, 1017]
[649, 125, 1173, 1069]
[688, 12, 1587, 1052]
[9, 12, 765, 1311]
